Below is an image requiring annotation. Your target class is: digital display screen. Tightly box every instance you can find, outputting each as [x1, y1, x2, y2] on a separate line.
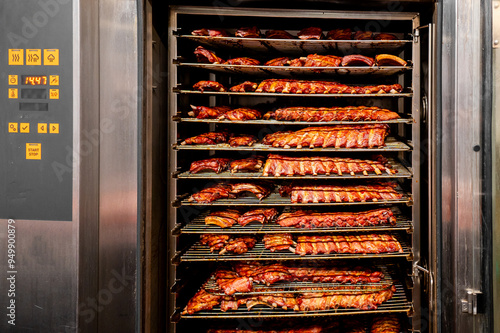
[19, 102, 48, 111]
[21, 88, 47, 99]
[21, 75, 47, 85]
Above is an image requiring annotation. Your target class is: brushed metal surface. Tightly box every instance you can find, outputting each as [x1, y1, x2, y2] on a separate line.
[97, 0, 139, 332]
[441, 0, 486, 331]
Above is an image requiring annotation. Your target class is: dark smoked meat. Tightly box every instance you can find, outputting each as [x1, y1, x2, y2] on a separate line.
[297, 27, 323, 40]
[353, 31, 373, 40]
[375, 54, 407, 67]
[182, 289, 222, 314]
[255, 79, 403, 94]
[189, 183, 234, 203]
[181, 131, 229, 145]
[205, 210, 241, 228]
[194, 46, 225, 64]
[289, 58, 306, 67]
[189, 105, 232, 119]
[265, 29, 294, 39]
[341, 55, 375, 67]
[261, 125, 390, 149]
[189, 158, 231, 174]
[238, 208, 278, 226]
[374, 33, 398, 40]
[200, 234, 232, 252]
[304, 54, 342, 67]
[262, 154, 397, 177]
[215, 270, 253, 295]
[191, 28, 229, 37]
[229, 81, 258, 92]
[229, 182, 272, 200]
[236, 26, 261, 38]
[264, 57, 290, 66]
[263, 106, 400, 122]
[228, 135, 257, 147]
[229, 157, 264, 173]
[370, 314, 401, 333]
[218, 108, 262, 121]
[193, 80, 227, 92]
[275, 208, 397, 228]
[297, 285, 396, 311]
[327, 28, 352, 40]
[225, 57, 261, 66]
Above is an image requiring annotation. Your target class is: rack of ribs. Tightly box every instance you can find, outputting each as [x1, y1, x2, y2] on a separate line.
[189, 105, 232, 119]
[236, 26, 261, 38]
[289, 54, 342, 67]
[181, 131, 230, 145]
[237, 208, 279, 226]
[254, 79, 403, 94]
[294, 234, 404, 255]
[375, 54, 408, 66]
[275, 208, 397, 228]
[353, 31, 373, 40]
[189, 158, 231, 174]
[265, 29, 294, 39]
[217, 108, 262, 121]
[263, 234, 295, 252]
[261, 125, 390, 149]
[229, 81, 258, 92]
[215, 270, 253, 295]
[297, 285, 396, 311]
[228, 135, 257, 147]
[280, 182, 403, 203]
[263, 105, 400, 122]
[191, 28, 229, 37]
[229, 157, 264, 173]
[262, 154, 397, 177]
[374, 33, 398, 40]
[297, 27, 323, 39]
[205, 210, 241, 228]
[264, 57, 291, 66]
[327, 28, 352, 40]
[182, 289, 222, 314]
[193, 80, 227, 92]
[194, 46, 225, 64]
[341, 55, 375, 67]
[370, 314, 401, 333]
[200, 234, 256, 254]
[225, 57, 261, 65]
[189, 182, 273, 203]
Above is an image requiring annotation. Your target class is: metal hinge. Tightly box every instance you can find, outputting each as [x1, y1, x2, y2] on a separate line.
[413, 29, 420, 43]
[461, 289, 482, 314]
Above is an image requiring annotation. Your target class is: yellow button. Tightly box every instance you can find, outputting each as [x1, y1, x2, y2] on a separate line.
[49, 123, 59, 134]
[8, 123, 18, 133]
[49, 75, 59, 86]
[20, 123, 30, 133]
[8, 88, 18, 99]
[44, 49, 59, 66]
[49, 89, 59, 99]
[8, 49, 23, 65]
[38, 123, 47, 133]
[26, 143, 41, 160]
[8, 75, 18, 85]
[26, 49, 42, 65]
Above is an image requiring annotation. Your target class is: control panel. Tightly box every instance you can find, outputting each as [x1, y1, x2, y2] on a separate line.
[0, 3, 73, 221]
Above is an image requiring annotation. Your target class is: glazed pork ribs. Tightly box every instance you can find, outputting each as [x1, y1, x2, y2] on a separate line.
[262, 154, 397, 177]
[263, 105, 400, 122]
[262, 125, 390, 149]
[255, 79, 403, 94]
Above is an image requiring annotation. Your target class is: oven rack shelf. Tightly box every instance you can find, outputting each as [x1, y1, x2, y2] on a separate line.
[174, 88, 413, 98]
[173, 139, 412, 153]
[176, 62, 411, 78]
[176, 191, 413, 207]
[173, 116, 415, 125]
[201, 265, 399, 295]
[177, 35, 412, 55]
[175, 160, 412, 180]
[173, 237, 413, 263]
[175, 283, 411, 320]
[175, 210, 413, 235]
